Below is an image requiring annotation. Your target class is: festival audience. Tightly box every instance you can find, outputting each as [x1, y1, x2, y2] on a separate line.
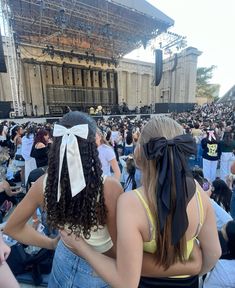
[0, 101, 234, 287]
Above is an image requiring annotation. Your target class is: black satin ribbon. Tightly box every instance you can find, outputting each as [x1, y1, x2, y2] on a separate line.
[143, 134, 197, 245]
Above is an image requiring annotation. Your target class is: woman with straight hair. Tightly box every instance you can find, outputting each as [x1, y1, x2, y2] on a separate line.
[61, 115, 221, 288]
[211, 178, 232, 213]
[5, 112, 201, 288]
[30, 128, 50, 168]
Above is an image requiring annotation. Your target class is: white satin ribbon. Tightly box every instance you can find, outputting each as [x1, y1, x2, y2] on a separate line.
[53, 124, 89, 202]
[208, 130, 216, 142]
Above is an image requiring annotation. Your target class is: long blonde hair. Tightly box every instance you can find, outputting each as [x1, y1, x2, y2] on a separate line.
[138, 115, 187, 269]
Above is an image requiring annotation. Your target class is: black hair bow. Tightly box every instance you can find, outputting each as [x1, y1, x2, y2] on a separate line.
[143, 134, 197, 245]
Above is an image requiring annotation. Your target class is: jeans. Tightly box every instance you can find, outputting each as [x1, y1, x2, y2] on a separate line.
[230, 188, 235, 220]
[48, 240, 110, 288]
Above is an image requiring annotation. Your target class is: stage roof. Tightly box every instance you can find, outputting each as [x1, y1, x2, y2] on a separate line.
[5, 0, 174, 58]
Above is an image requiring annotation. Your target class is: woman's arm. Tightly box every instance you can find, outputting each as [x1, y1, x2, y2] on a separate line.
[0, 232, 11, 264]
[4, 176, 58, 250]
[231, 161, 235, 174]
[110, 158, 121, 180]
[197, 191, 221, 275]
[103, 177, 123, 257]
[61, 192, 144, 288]
[2, 181, 22, 197]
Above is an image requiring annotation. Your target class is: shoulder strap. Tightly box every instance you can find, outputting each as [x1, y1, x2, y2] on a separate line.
[196, 189, 204, 225]
[134, 189, 155, 232]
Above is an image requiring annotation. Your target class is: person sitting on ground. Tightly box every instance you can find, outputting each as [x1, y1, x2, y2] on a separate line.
[192, 167, 232, 230]
[203, 220, 235, 288]
[211, 178, 232, 213]
[0, 169, 22, 207]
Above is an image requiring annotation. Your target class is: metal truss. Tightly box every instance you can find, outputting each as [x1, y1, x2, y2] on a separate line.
[0, 0, 23, 116]
[7, 0, 170, 58]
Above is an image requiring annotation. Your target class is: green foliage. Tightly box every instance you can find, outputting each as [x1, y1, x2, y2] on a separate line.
[196, 65, 218, 99]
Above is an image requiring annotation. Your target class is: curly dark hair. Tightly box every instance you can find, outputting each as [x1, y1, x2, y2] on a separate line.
[44, 111, 106, 239]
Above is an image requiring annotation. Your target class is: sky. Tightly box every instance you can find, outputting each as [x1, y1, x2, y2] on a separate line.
[125, 0, 235, 97]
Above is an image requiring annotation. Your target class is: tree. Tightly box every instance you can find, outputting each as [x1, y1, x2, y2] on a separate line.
[196, 65, 218, 100]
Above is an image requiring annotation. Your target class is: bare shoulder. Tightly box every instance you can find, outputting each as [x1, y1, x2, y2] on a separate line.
[27, 175, 45, 205]
[35, 142, 46, 149]
[103, 176, 123, 197]
[117, 190, 141, 212]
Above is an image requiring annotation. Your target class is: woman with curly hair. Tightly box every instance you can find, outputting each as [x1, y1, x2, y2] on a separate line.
[5, 113, 202, 287]
[4, 111, 122, 287]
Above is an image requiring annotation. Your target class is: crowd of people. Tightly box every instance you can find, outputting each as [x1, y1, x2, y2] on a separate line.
[0, 101, 234, 287]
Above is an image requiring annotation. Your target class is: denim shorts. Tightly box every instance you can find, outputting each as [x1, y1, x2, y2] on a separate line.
[48, 240, 110, 288]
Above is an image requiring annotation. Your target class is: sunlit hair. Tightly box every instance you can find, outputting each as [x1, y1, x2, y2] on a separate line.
[137, 115, 187, 269]
[44, 111, 106, 239]
[96, 128, 108, 145]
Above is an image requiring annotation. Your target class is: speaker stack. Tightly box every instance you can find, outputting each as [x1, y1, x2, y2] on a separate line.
[154, 49, 163, 86]
[0, 29, 7, 73]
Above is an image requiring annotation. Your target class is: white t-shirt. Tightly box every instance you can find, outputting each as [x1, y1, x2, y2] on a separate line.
[203, 260, 235, 288]
[98, 144, 116, 176]
[210, 199, 232, 230]
[111, 131, 119, 144]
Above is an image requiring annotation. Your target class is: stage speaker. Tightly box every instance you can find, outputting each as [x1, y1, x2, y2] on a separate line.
[0, 29, 7, 73]
[154, 49, 162, 86]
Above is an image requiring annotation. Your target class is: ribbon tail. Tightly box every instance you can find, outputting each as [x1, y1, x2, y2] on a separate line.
[57, 136, 67, 202]
[67, 134, 86, 198]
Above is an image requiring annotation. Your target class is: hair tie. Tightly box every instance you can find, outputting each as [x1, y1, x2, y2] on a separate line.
[53, 124, 89, 202]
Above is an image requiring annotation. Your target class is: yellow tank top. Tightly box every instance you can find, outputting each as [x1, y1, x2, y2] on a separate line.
[134, 188, 204, 262]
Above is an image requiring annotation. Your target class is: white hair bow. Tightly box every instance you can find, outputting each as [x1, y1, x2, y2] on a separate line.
[53, 124, 89, 202]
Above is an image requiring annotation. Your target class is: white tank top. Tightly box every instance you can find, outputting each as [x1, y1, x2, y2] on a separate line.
[43, 175, 113, 253]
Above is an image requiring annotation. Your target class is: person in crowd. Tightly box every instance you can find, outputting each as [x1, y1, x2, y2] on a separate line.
[211, 178, 232, 213]
[0, 168, 22, 207]
[0, 232, 20, 288]
[21, 125, 37, 185]
[4, 112, 202, 288]
[191, 167, 232, 230]
[203, 220, 235, 288]
[220, 131, 235, 181]
[12, 126, 25, 185]
[60, 115, 220, 288]
[191, 122, 203, 167]
[124, 129, 134, 156]
[96, 128, 121, 180]
[119, 154, 140, 192]
[30, 128, 50, 168]
[201, 130, 221, 183]
[229, 174, 235, 220]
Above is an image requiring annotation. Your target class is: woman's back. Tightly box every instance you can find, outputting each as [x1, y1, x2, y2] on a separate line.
[129, 183, 206, 256]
